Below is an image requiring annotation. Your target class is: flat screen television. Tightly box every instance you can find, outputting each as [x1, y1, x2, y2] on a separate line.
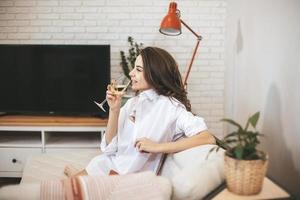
[0, 44, 110, 118]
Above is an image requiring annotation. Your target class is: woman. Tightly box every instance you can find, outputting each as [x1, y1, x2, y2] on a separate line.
[65, 47, 215, 177]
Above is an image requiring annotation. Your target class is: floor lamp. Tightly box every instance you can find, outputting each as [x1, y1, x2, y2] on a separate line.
[159, 2, 202, 88]
[156, 2, 203, 175]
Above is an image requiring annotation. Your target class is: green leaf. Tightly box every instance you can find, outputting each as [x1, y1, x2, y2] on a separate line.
[224, 131, 238, 138]
[224, 138, 238, 144]
[215, 137, 229, 150]
[206, 146, 218, 160]
[225, 150, 234, 157]
[120, 51, 130, 79]
[221, 118, 243, 130]
[248, 112, 260, 129]
[234, 146, 243, 159]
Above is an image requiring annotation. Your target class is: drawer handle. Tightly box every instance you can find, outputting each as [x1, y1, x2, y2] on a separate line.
[12, 158, 17, 163]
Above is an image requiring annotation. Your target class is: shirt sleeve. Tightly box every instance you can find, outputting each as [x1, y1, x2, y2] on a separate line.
[100, 133, 118, 155]
[175, 105, 208, 137]
[100, 98, 132, 155]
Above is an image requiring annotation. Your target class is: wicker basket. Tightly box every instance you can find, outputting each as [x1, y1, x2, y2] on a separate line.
[224, 154, 268, 195]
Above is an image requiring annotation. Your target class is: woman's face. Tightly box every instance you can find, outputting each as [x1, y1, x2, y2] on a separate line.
[129, 55, 152, 92]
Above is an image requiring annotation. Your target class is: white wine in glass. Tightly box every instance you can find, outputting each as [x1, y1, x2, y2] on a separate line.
[94, 79, 131, 112]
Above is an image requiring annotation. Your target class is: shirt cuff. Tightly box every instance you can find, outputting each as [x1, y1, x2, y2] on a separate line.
[100, 133, 118, 155]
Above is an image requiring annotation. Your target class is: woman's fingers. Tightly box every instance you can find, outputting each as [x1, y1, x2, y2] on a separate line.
[105, 89, 124, 111]
[106, 93, 115, 100]
[107, 90, 124, 97]
[106, 91, 123, 101]
[106, 90, 115, 96]
[134, 139, 141, 148]
[134, 138, 149, 153]
[134, 138, 144, 147]
[136, 142, 145, 152]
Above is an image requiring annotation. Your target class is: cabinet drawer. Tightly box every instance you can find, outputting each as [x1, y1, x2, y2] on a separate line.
[0, 148, 42, 172]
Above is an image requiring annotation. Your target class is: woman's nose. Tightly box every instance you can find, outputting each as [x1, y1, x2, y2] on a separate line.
[129, 69, 134, 77]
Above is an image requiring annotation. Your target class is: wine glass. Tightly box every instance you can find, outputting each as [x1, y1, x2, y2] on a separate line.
[94, 78, 131, 112]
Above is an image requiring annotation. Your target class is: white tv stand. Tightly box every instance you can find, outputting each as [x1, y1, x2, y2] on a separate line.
[0, 115, 107, 177]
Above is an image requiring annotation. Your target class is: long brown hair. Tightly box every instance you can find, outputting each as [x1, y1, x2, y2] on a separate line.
[140, 47, 191, 111]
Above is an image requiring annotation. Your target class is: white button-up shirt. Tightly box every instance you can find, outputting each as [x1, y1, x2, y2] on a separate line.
[86, 89, 207, 175]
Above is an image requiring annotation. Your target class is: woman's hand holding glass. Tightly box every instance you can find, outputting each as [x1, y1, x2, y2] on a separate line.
[94, 78, 131, 112]
[106, 80, 125, 111]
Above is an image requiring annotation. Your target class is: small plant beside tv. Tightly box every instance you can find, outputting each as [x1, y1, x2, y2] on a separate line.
[120, 36, 143, 80]
[211, 112, 268, 195]
[119, 36, 143, 104]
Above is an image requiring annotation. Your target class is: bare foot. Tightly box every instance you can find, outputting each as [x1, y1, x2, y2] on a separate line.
[64, 165, 79, 177]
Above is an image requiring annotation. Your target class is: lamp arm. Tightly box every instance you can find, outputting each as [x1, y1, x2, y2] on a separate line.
[180, 19, 202, 87]
[180, 19, 202, 40]
[183, 39, 200, 86]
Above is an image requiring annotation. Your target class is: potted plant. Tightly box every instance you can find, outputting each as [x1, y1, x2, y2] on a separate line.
[210, 112, 268, 195]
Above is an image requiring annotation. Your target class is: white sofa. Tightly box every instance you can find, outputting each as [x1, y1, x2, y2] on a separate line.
[0, 145, 224, 200]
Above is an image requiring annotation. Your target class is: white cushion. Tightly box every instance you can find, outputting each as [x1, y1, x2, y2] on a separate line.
[160, 144, 225, 200]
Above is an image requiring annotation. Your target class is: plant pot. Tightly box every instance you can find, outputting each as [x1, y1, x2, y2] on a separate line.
[224, 154, 268, 195]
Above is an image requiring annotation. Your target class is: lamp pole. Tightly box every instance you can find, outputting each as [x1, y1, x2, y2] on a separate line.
[180, 19, 202, 87]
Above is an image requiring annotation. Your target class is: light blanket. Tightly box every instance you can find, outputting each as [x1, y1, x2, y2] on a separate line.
[40, 171, 171, 200]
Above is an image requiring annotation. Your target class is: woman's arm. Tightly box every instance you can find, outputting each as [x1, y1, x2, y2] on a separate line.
[105, 90, 123, 144]
[105, 108, 120, 144]
[135, 130, 216, 154]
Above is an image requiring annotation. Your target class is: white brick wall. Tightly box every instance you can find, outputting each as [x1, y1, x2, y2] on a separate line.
[0, 0, 226, 137]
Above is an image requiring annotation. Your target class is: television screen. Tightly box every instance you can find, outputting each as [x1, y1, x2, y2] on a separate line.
[0, 44, 110, 118]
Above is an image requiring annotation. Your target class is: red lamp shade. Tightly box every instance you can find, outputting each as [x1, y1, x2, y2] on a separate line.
[159, 2, 181, 36]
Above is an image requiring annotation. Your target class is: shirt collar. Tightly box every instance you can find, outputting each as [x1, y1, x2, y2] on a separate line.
[138, 89, 159, 101]
[129, 89, 158, 118]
